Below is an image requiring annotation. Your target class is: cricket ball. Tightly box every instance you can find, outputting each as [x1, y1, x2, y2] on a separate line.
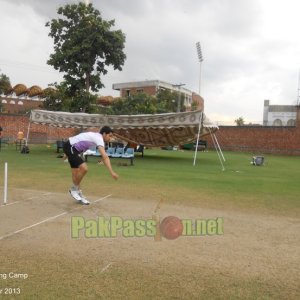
[160, 216, 183, 240]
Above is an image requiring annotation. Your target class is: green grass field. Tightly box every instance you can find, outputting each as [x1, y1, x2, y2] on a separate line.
[0, 144, 299, 299]
[0, 144, 299, 216]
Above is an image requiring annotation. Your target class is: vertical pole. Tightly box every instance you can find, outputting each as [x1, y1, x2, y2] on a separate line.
[199, 60, 202, 96]
[25, 121, 31, 146]
[177, 88, 181, 113]
[196, 42, 204, 96]
[193, 112, 203, 166]
[208, 128, 225, 171]
[213, 133, 226, 162]
[297, 69, 300, 106]
[4, 162, 8, 205]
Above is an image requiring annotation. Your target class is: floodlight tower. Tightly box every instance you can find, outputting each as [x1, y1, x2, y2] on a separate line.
[196, 42, 204, 95]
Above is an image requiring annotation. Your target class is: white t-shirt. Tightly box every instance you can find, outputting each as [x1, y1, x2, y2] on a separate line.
[69, 132, 104, 152]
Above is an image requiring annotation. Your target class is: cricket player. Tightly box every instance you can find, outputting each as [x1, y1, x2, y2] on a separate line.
[63, 126, 119, 204]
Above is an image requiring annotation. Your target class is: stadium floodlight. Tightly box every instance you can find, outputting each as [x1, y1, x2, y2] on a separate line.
[196, 42, 204, 95]
[196, 42, 204, 62]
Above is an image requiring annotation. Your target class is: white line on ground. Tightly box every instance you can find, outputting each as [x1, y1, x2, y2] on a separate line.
[0, 201, 19, 208]
[0, 194, 112, 241]
[101, 262, 113, 273]
[0, 212, 68, 241]
[93, 194, 112, 203]
[25, 193, 53, 200]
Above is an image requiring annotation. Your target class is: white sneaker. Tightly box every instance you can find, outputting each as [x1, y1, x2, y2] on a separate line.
[78, 190, 90, 205]
[69, 187, 82, 202]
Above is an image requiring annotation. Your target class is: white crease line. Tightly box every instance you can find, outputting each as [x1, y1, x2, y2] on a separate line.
[3, 192, 110, 207]
[101, 262, 113, 273]
[93, 194, 112, 204]
[0, 212, 67, 241]
[25, 193, 53, 200]
[24, 196, 37, 200]
[0, 194, 112, 241]
[0, 201, 19, 208]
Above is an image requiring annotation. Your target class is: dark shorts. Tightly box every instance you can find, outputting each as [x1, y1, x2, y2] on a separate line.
[63, 140, 84, 168]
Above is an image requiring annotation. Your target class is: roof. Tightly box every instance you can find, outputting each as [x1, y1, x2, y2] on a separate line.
[268, 105, 297, 113]
[112, 80, 194, 96]
[30, 110, 218, 146]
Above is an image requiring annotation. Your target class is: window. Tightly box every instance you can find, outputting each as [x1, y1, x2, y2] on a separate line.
[126, 90, 131, 97]
[18, 101, 24, 105]
[273, 119, 282, 126]
[287, 119, 296, 126]
[9, 100, 16, 104]
[1, 100, 7, 104]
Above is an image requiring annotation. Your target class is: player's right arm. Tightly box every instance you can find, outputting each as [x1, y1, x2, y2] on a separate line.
[98, 146, 119, 180]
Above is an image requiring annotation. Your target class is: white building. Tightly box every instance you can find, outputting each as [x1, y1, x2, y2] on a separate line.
[263, 100, 297, 126]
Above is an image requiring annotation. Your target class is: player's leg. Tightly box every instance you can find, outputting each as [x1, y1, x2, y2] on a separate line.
[70, 163, 90, 205]
[64, 142, 89, 205]
[71, 163, 88, 187]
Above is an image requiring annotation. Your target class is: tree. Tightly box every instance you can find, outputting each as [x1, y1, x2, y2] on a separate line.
[0, 73, 11, 95]
[42, 83, 69, 111]
[46, 2, 126, 111]
[105, 90, 187, 115]
[235, 117, 245, 126]
[107, 93, 157, 115]
[69, 90, 98, 113]
[191, 100, 198, 111]
[42, 81, 97, 113]
[156, 89, 185, 113]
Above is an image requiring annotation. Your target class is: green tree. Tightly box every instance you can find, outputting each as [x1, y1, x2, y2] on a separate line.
[42, 82, 97, 113]
[46, 2, 126, 111]
[0, 73, 11, 95]
[69, 90, 97, 113]
[107, 93, 157, 115]
[156, 89, 185, 112]
[191, 100, 198, 111]
[42, 83, 68, 111]
[235, 117, 245, 126]
[105, 90, 188, 115]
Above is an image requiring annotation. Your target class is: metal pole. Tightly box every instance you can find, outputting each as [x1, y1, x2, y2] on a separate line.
[208, 128, 225, 171]
[297, 69, 300, 106]
[212, 133, 226, 162]
[193, 112, 203, 166]
[173, 84, 185, 113]
[177, 87, 181, 113]
[25, 119, 31, 146]
[199, 60, 203, 95]
[196, 42, 204, 95]
[4, 162, 8, 205]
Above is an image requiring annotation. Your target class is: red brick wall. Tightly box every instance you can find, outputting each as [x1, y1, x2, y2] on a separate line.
[1, 97, 43, 114]
[0, 114, 77, 143]
[120, 86, 157, 97]
[204, 106, 300, 155]
[205, 125, 300, 155]
[1, 107, 300, 154]
[192, 93, 204, 111]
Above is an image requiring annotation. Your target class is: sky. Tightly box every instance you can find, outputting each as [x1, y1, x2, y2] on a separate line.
[0, 0, 300, 124]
